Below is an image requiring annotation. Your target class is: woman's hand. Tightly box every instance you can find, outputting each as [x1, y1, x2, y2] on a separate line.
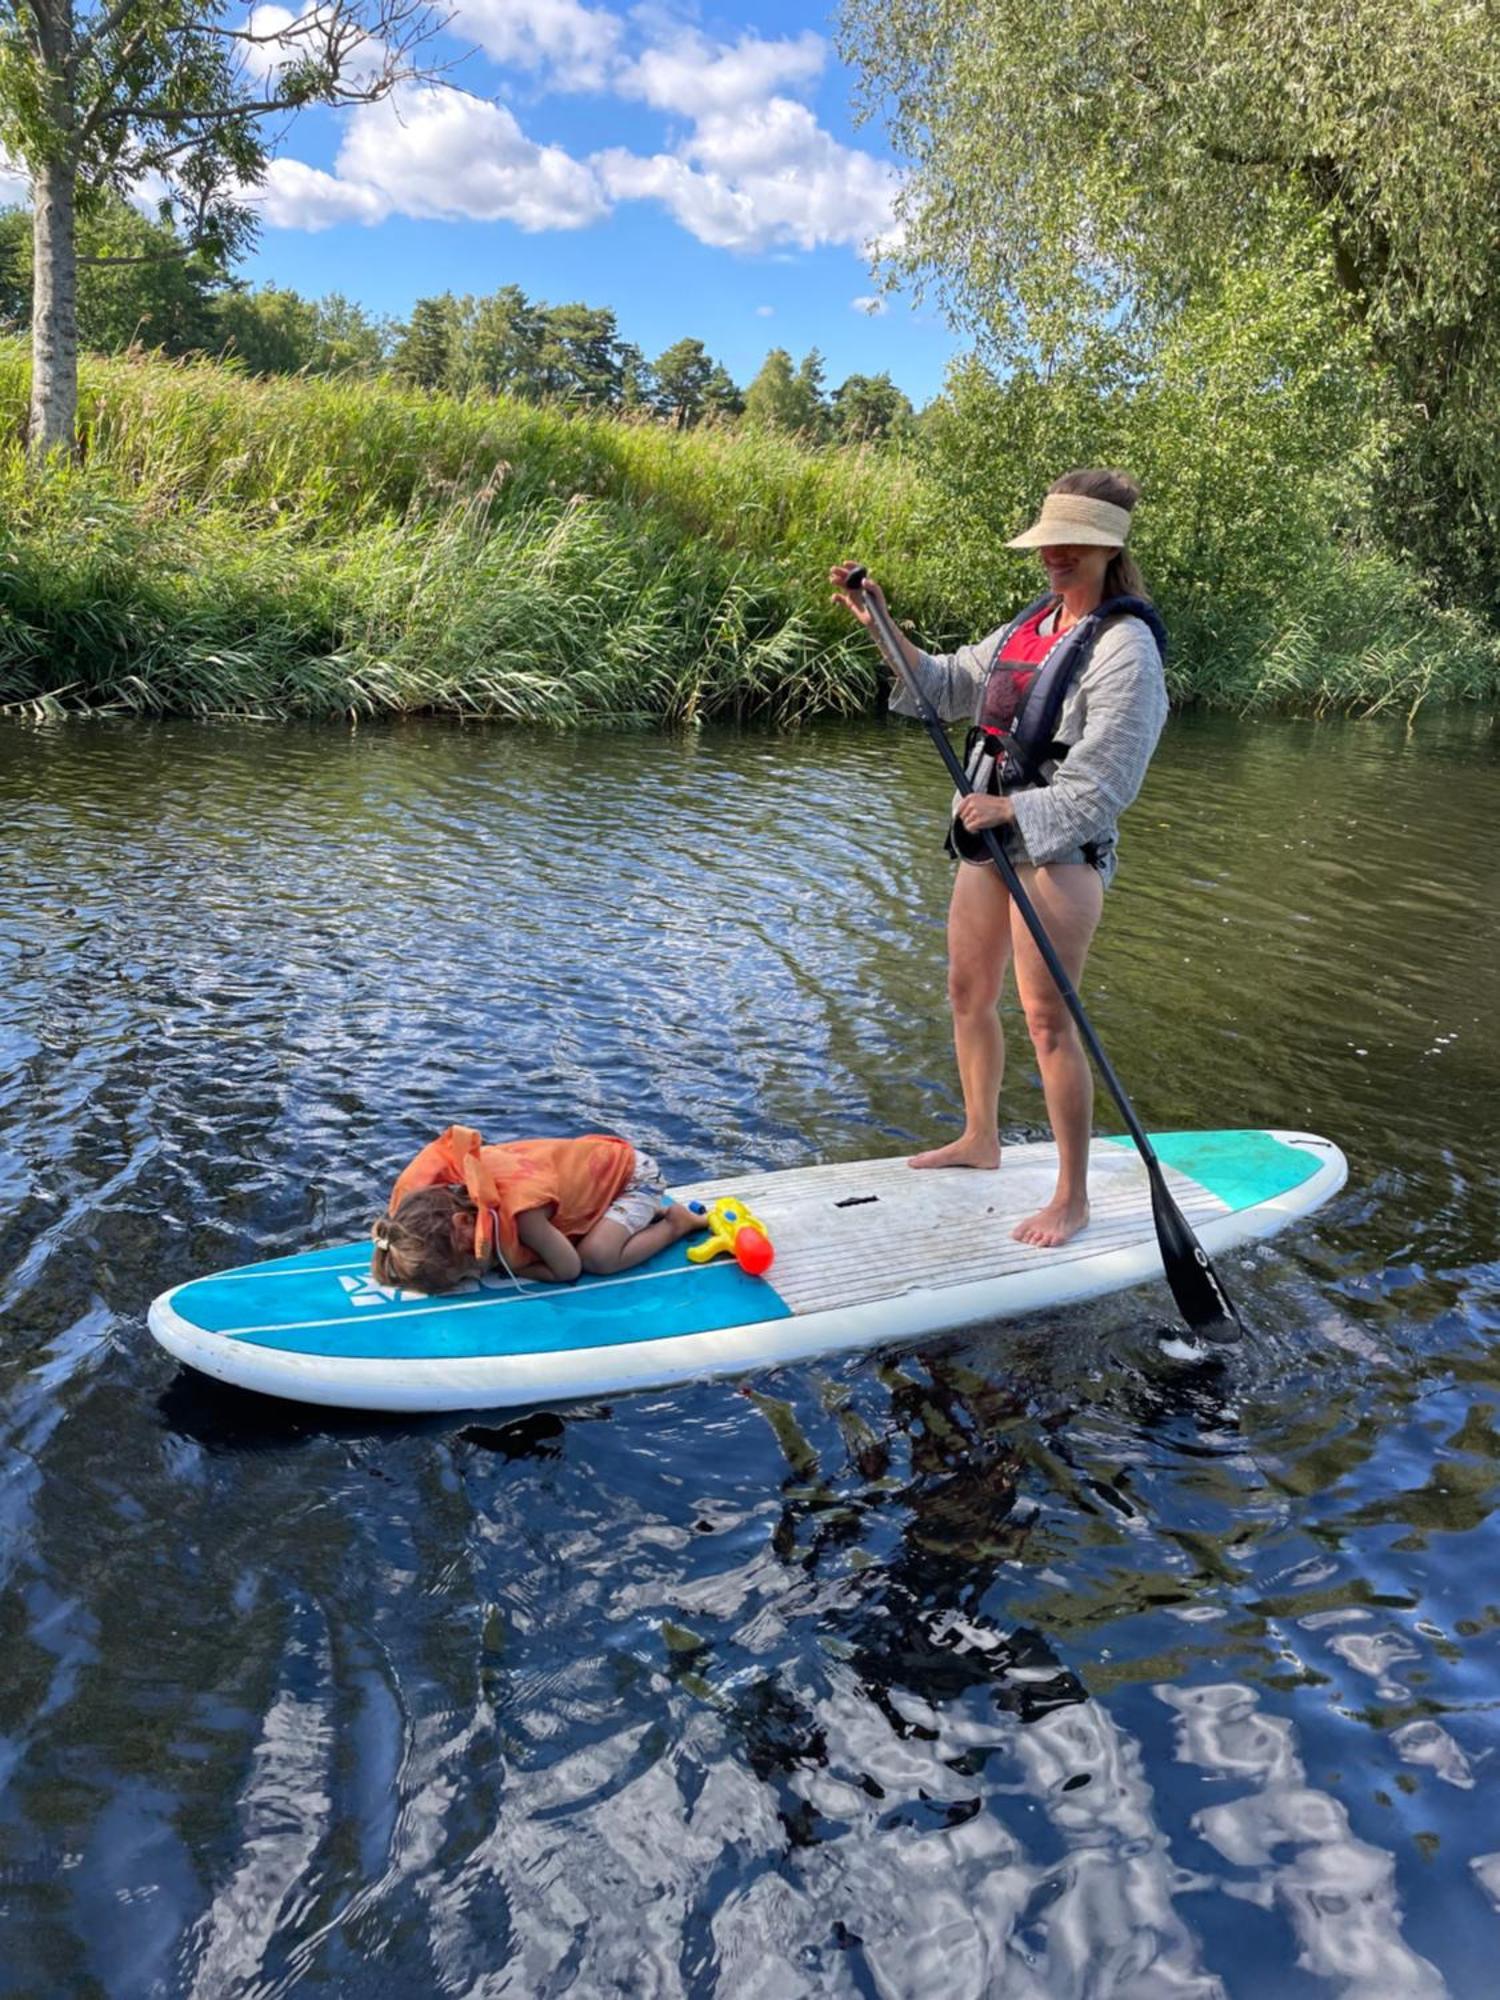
[829, 561, 884, 628]
[955, 794, 1016, 833]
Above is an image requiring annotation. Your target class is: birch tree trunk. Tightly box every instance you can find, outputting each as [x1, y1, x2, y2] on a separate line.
[29, 148, 80, 458]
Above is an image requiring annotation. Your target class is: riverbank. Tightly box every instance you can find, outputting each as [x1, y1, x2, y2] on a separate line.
[2, 340, 1496, 722]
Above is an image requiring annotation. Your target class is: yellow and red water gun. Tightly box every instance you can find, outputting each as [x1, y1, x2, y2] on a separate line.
[686, 1196, 775, 1277]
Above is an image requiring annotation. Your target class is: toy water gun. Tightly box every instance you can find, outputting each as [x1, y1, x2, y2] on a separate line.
[685, 1196, 775, 1277]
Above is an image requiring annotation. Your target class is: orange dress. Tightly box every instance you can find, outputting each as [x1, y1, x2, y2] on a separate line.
[389, 1125, 637, 1272]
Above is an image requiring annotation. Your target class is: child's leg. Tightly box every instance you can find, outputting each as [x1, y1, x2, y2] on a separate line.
[578, 1202, 706, 1275]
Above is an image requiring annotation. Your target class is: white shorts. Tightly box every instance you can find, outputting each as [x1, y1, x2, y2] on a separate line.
[600, 1152, 669, 1235]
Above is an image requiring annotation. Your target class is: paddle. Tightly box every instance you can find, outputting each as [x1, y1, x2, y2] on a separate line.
[841, 565, 1242, 1343]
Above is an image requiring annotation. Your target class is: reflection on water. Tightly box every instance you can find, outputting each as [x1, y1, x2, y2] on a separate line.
[0, 707, 1497, 1994]
[1162, 1683, 1444, 1998]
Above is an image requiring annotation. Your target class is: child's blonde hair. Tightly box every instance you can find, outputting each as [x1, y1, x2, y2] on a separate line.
[371, 1184, 483, 1293]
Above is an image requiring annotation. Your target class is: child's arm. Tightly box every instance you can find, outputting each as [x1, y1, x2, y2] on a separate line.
[514, 1206, 583, 1282]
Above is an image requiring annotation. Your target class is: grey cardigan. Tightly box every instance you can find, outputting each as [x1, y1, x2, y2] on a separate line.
[889, 612, 1169, 883]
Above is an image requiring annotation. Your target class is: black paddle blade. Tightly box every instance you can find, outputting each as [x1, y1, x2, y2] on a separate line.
[1148, 1167, 1242, 1342]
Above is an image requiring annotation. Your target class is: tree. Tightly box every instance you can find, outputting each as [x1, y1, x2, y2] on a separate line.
[0, 0, 440, 455]
[217, 282, 319, 374]
[702, 362, 743, 423]
[311, 290, 387, 372]
[791, 347, 827, 439]
[914, 250, 1371, 650]
[744, 346, 798, 430]
[0, 206, 25, 327]
[218, 283, 386, 374]
[831, 370, 912, 444]
[534, 302, 622, 407]
[651, 336, 714, 426]
[391, 292, 461, 391]
[842, 0, 1500, 607]
[745, 345, 826, 436]
[615, 339, 652, 413]
[0, 192, 225, 352]
[459, 284, 544, 398]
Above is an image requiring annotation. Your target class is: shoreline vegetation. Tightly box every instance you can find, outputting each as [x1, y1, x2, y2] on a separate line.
[2, 338, 1497, 727]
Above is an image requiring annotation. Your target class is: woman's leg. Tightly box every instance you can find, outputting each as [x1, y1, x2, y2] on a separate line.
[910, 862, 1015, 1169]
[1008, 862, 1104, 1245]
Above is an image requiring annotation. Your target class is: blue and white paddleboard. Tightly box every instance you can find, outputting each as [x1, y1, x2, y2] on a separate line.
[147, 1130, 1346, 1412]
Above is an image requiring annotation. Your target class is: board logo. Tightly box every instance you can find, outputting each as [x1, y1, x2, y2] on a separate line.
[337, 1273, 417, 1308]
[336, 1269, 519, 1309]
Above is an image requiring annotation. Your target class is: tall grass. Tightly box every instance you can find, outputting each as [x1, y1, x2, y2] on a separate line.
[0, 339, 1495, 722]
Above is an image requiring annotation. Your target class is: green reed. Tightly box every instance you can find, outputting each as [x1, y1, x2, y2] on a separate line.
[0, 340, 1494, 722]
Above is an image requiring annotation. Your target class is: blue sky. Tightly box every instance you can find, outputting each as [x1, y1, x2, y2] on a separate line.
[231, 0, 963, 403]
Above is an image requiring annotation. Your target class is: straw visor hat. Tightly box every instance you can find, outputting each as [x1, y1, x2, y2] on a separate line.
[1007, 492, 1133, 550]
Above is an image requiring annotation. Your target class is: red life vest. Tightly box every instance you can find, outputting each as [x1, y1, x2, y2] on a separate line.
[948, 592, 1168, 862]
[978, 602, 1065, 736]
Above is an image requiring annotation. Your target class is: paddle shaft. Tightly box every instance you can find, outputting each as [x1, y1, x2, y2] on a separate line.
[845, 569, 1241, 1339]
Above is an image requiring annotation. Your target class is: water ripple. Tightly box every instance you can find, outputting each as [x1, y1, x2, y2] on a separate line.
[0, 709, 1497, 1993]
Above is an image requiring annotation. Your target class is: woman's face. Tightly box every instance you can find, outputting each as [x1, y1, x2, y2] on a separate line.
[1039, 542, 1113, 597]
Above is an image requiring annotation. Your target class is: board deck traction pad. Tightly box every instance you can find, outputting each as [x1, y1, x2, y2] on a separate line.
[148, 1130, 1346, 1408]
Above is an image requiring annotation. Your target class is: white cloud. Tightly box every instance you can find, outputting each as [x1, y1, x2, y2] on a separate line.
[755, 304, 775, 317]
[247, 87, 608, 232]
[596, 96, 900, 255]
[336, 87, 608, 229]
[254, 156, 389, 230]
[592, 149, 744, 249]
[852, 295, 888, 316]
[458, 0, 623, 91]
[224, 11, 902, 262]
[617, 29, 825, 117]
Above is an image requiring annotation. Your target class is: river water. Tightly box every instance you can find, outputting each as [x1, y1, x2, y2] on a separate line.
[1, 707, 1497, 1998]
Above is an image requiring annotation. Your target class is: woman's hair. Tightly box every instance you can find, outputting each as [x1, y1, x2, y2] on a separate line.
[371, 1184, 483, 1293]
[1048, 467, 1150, 601]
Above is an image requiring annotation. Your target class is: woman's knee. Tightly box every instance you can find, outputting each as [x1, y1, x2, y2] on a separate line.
[948, 961, 1004, 1018]
[1023, 1000, 1078, 1060]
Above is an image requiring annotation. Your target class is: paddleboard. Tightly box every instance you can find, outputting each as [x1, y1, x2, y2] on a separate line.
[147, 1129, 1345, 1413]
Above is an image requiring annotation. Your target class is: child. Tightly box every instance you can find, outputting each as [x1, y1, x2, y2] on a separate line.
[370, 1124, 707, 1293]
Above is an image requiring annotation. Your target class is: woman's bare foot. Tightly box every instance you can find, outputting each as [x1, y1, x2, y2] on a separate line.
[908, 1135, 1002, 1170]
[1012, 1194, 1089, 1248]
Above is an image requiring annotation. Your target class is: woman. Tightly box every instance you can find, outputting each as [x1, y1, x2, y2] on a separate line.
[830, 467, 1168, 1249]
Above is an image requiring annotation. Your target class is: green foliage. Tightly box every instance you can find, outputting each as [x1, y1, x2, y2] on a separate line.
[216, 285, 388, 375]
[744, 347, 827, 437]
[455, 286, 544, 398]
[792, 350, 828, 440]
[845, 0, 1500, 355]
[390, 293, 460, 390]
[0, 339, 1493, 726]
[703, 363, 744, 422]
[843, 0, 1500, 615]
[0, 0, 265, 269]
[831, 372, 914, 444]
[922, 250, 1378, 654]
[652, 338, 715, 426]
[388, 287, 740, 417]
[744, 349, 796, 431]
[533, 302, 623, 408]
[0, 0, 439, 451]
[0, 340, 921, 723]
[0, 197, 226, 353]
[0, 208, 22, 329]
